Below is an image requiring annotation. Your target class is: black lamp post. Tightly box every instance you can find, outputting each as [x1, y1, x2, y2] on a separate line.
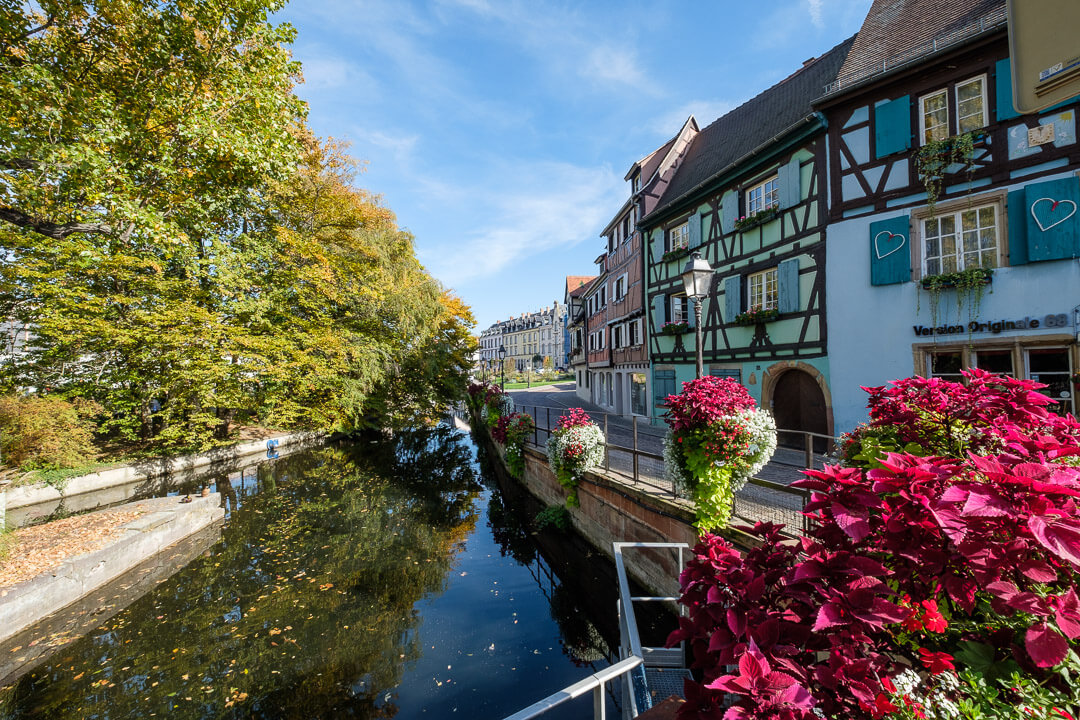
[498, 344, 506, 391]
[681, 251, 714, 379]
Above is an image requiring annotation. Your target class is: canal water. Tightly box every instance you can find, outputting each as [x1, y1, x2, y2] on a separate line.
[0, 424, 638, 719]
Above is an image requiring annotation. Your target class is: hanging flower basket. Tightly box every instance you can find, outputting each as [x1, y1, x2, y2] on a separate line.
[661, 247, 690, 264]
[546, 408, 605, 507]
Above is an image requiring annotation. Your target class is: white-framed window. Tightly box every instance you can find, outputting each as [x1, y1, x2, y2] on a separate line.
[921, 202, 999, 276]
[613, 325, 623, 349]
[956, 75, 988, 134]
[670, 294, 688, 323]
[629, 319, 641, 346]
[746, 175, 779, 216]
[747, 268, 778, 311]
[668, 222, 689, 252]
[919, 75, 987, 145]
[919, 88, 949, 144]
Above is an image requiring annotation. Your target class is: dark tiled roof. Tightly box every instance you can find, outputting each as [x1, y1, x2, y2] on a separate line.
[646, 35, 856, 222]
[636, 135, 678, 182]
[830, 0, 1005, 94]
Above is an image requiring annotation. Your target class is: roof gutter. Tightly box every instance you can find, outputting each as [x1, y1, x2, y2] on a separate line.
[641, 112, 826, 228]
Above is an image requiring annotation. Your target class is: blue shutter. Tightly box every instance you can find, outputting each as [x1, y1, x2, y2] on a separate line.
[995, 58, 1020, 122]
[778, 156, 801, 209]
[652, 293, 666, 328]
[1025, 176, 1080, 262]
[652, 229, 664, 260]
[654, 370, 675, 405]
[1007, 188, 1029, 265]
[777, 258, 800, 313]
[874, 96, 912, 159]
[723, 275, 741, 322]
[686, 297, 696, 328]
[722, 195, 738, 234]
[869, 215, 912, 285]
[688, 211, 702, 249]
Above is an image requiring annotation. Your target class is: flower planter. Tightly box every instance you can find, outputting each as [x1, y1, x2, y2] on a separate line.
[733, 309, 780, 326]
[733, 207, 779, 232]
[660, 248, 690, 264]
[920, 273, 993, 291]
[660, 322, 690, 336]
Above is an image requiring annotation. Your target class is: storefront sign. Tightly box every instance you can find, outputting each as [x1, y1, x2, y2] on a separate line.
[913, 313, 1070, 337]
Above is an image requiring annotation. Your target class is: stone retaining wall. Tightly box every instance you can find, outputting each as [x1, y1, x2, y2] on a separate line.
[0, 493, 225, 645]
[5, 431, 322, 512]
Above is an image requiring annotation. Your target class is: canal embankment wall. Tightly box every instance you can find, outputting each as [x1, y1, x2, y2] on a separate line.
[0, 493, 225, 646]
[2, 431, 322, 523]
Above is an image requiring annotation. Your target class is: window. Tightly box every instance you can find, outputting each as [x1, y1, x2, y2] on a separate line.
[746, 175, 779, 215]
[613, 325, 623, 349]
[747, 268, 778, 311]
[629, 320, 640, 346]
[923, 346, 1074, 415]
[668, 222, 689, 252]
[919, 75, 987, 145]
[614, 275, 626, 300]
[670, 294, 688, 324]
[922, 202, 999, 275]
[710, 368, 742, 384]
[956, 76, 987, 133]
[920, 89, 949, 144]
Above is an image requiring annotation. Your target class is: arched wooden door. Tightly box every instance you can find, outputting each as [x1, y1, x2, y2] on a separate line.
[771, 369, 828, 451]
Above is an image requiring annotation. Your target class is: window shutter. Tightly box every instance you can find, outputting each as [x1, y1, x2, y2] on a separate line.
[869, 215, 912, 285]
[723, 275, 741, 322]
[652, 230, 664, 260]
[652, 293, 666, 328]
[1007, 188, 1029, 265]
[778, 156, 802, 209]
[686, 297, 696, 328]
[777, 258, 800, 313]
[874, 95, 912, 159]
[722, 194, 738, 234]
[995, 59, 1020, 122]
[1024, 176, 1080, 262]
[688, 211, 702, 249]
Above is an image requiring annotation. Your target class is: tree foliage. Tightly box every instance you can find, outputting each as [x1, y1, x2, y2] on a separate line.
[0, 1, 475, 453]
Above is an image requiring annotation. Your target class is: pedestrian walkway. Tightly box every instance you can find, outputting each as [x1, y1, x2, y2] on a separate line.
[506, 383, 834, 536]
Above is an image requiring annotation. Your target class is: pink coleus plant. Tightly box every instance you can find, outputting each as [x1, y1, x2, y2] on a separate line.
[668, 370, 1080, 719]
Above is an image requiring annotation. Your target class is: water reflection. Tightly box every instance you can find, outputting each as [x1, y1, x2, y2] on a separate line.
[0, 425, 483, 718]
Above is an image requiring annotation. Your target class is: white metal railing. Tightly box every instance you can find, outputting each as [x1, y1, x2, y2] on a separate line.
[500, 655, 643, 720]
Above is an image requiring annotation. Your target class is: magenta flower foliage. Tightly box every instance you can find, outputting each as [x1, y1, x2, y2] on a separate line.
[669, 370, 1080, 719]
[554, 407, 594, 431]
[664, 375, 757, 433]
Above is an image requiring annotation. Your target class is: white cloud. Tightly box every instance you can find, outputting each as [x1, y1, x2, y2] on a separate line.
[419, 162, 623, 287]
[299, 55, 374, 91]
[583, 45, 648, 88]
[807, 0, 825, 28]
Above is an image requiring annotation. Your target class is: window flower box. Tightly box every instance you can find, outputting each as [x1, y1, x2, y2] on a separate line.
[733, 206, 779, 232]
[919, 267, 993, 291]
[733, 307, 780, 326]
[660, 247, 690, 264]
[660, 320, 690, 336]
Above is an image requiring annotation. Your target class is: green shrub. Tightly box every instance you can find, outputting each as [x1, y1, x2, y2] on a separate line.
[534, 504, 571, 532]
[0, 394, 101, 471]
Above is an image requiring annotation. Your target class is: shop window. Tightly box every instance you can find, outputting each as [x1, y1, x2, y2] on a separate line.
[973, 349, 1014, 377]
[1028, 348, 1074, 416]
[929, 351, 963, 381]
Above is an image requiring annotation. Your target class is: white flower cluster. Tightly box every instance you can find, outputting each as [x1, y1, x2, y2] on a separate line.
[663, 432, 693, 496]
[732, 407, 778, 485]
[887, 669, 962, 720]
[546, 423, 606, 478]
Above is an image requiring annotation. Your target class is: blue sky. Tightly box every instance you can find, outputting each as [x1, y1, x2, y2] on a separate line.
[275, 0, 873, 332]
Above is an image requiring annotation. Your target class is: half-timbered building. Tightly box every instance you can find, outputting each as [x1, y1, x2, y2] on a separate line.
[640, 37, 855, 439]
[598, 118, 699, 418]
[818, 0, 1080, 433]
[584, 260, 609, 406]
[564, 274, 596, 400]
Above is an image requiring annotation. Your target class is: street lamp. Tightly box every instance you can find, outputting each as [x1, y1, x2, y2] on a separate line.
[498, 344, 506, 391]
[681, 251, 714, 379]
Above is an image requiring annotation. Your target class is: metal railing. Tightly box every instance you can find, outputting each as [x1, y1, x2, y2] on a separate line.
[500, 655, 643, 720]
[514, 404, 829, 537]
